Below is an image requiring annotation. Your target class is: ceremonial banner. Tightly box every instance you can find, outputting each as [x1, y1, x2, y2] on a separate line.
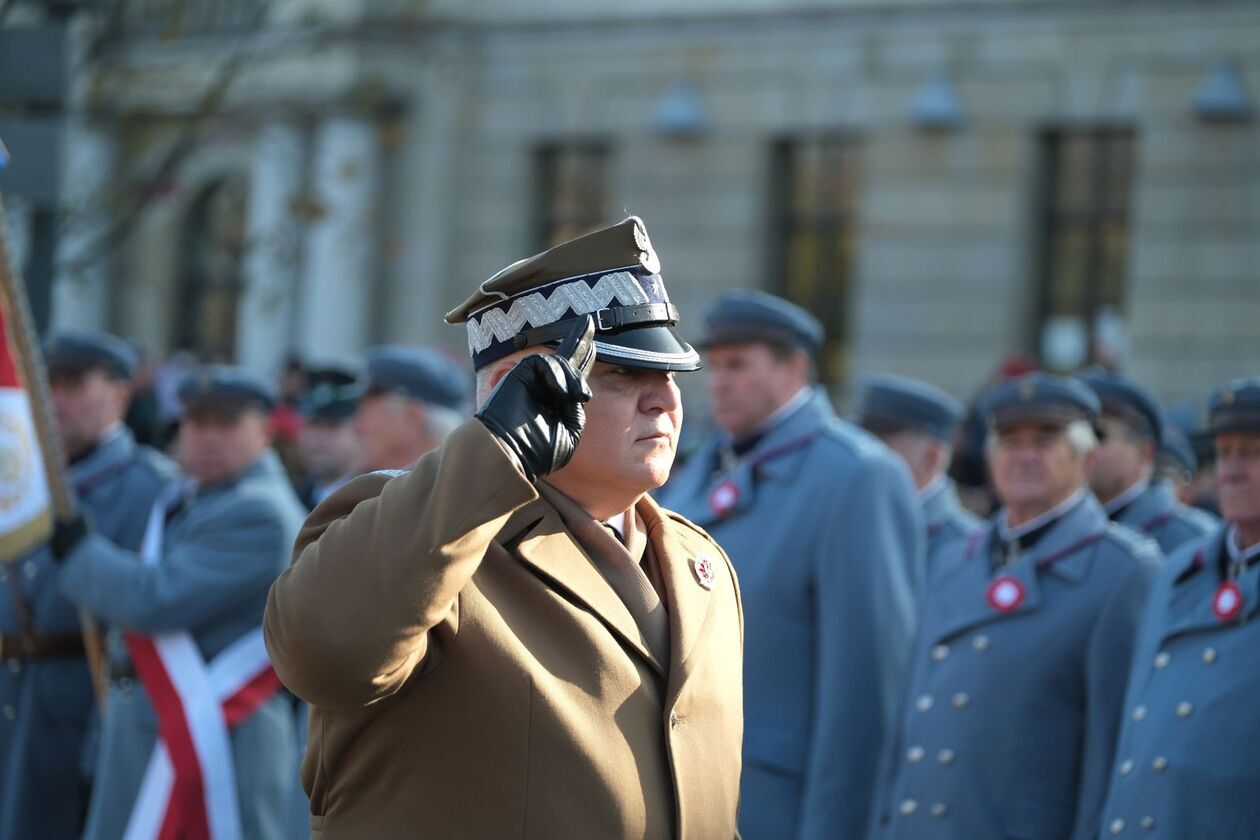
[0, 302, 53, 560]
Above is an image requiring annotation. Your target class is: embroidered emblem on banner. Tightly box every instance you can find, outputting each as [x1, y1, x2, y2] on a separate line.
[986, 575, 1025, 613]
[466, 271, 654, 354]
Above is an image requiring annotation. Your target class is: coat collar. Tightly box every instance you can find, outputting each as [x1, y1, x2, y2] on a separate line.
[1114, 480, 1177, 532]
[1162, 525, 1260, 641]
[680, 388, 831, 528]
[929, 493, 1105, 642]
[191, 448, 283, 500]
[70, 426, 137, 491]
[922, 477, 962, 533]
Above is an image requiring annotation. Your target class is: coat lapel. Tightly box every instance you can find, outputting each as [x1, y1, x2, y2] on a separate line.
[639, 495, 715, 705]
[930, 525, 1046, 643]
[1161, 529, 1260, 642]
[512, 500, 664, 673]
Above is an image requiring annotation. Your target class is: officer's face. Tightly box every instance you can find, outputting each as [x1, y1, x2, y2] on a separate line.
[1216, 432, 1260, 531]
[178, 409, 272, 486]
[49, 368, 132, 459]
[1088, 415, 1152, 504]
[300, 418, 361, 482]
[704, 343, 808, 440]
[551, 362, 683, 510]
[989, 422, 1088, 516]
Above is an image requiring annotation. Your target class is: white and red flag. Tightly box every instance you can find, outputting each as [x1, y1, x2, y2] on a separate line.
[0, 297, 53, 561]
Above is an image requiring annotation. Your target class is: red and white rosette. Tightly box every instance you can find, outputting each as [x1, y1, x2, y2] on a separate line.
[986, 575, 1026, 613]
[1212, 580, 1244, 623]
[708, 480, 739, 517]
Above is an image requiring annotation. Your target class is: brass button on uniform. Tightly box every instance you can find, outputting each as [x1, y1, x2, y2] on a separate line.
[1110, 817, 1126, 835]
[1203, 647, 1218, 664]
[916, 694, 934, 712]
[930, 803, 948, 818]
[951, 692, 970, 709]
[1176, 701, 1193, 718]
[937, 749, 955, 765]
[1132, 704, 1147, 722]
[907, 746, 925, 763]
[972, 634, 990, 652]
[1152, 756, 1169, 773]
[1154, 651, 1170, 669]
[1141, 816, 1156, 831]
[899, 799, 918, 816]
[1118, 759, 1134, 776]
[931, 644, 950, 662]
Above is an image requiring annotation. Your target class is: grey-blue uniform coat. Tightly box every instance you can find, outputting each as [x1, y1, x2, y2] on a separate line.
[922, 478, 982, 583]
[58, 450, 306, 840]
[0, 427, 174, 840]
[1098, 526, 1260, 838]
[659, 390, 922, 839]
[1113, 479, 1217, 555]
[871, 493, 1160, 840]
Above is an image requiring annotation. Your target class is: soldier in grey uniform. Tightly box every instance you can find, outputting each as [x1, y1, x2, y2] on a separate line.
[659, 290, 921, 839]
[1098, 377, 1260, 838]
[855, 374, 982, 583]
[296, 365, 361, 510]
[0, 330, 176, 840]
[54, 366, 307, 840]
[353, 346, 470, 472]
[1156, 426, 1199, 508]
[1081, 369, 1217, 553]
[870, 373, 1160, 840]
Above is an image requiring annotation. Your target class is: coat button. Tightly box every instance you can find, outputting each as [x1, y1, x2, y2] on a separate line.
[1152, 756, 1169, 773]
[1118, 759, 1134, 776]
[1153, 651, 1170, 669]
[898, 799, 918, 816]
[930, 803, 948, 818]
[972, 634, 990, 652]
[1141, 816, 1156, 831]
[907, 746, 925, 763]
[951, 692, 970, 709]
[1110, 817, 1125, 834]
[931, 644, 950, 662]
[1203, 647, 1217, 664]
[937, 748, 955, 765]
[916, 694, 934, 712]
[2, 705, 14, 722]
[1176, 701, 1193, 718]
[1132, 704, 1147, 722]
[669, 710, 679, 729]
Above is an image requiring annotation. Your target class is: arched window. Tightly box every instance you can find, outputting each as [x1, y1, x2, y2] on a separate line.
[174, 176, 248, 362]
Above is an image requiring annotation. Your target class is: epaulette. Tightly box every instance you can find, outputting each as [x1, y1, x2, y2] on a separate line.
[1179, 505, 1219, 535]
[1102, 522, 1161, 561]
[134, 445, 179, 482]
[663, 508, 721, 548]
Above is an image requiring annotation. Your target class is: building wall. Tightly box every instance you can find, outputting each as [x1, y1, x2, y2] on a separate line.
[60, 0, 1260, 416]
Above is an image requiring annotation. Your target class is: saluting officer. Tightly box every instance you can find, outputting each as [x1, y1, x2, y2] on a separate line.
[265, 217, 745, 838]
[1098, 377, 1260, 838]
[54, 367, 307, 840]
[871, 373, 1159, 840]
[659, 290, 921, 839]
[1081, 370, 1217, 553]
[0, 330, 176, 840]
[353, 346, 469, 472]
[855, 374, 981, 582]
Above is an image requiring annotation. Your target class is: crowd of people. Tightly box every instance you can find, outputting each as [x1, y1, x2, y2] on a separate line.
[1, 214, 1256, 839]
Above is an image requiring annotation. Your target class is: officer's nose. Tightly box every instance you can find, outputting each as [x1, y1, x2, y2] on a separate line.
[643, 372, 682, 416]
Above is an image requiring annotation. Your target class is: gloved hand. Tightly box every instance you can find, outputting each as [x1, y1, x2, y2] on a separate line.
[476, 314, 597, 481]
[50, 511, 93, 563]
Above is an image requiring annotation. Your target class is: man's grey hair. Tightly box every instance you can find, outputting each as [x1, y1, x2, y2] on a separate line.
[984, 419, 1098, 461]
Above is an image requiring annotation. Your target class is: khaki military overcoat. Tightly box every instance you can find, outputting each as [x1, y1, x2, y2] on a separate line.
[264, 420, 744, 838]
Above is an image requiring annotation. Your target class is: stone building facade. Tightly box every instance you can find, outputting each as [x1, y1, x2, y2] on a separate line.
[14, 0, 1260, 414]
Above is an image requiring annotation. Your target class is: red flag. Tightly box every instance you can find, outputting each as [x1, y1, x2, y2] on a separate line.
[0, 300, 52, 560]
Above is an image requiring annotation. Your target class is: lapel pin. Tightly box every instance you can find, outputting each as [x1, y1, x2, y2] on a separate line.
[986, 575, 1025, 613]
[691, 554, 716, 590]
[1212, 580, 1243, 622]
[708, 481, 739, 518]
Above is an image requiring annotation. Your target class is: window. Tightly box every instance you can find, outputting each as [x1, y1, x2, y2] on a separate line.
[174, 176, 248, 362]
[768, 135, 863, 387]
[1034, 128, 1136, 370]
[535, 142, 610, 250]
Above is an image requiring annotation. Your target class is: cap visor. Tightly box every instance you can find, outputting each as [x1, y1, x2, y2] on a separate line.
[590, 324, 702, 372]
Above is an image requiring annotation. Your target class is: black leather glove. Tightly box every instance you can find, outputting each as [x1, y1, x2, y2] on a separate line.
[476, 314, 597, 482]
[50, 511, 92, 563]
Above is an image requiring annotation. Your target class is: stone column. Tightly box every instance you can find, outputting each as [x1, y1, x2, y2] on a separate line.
[236, 121, 306, 376]
[295, 116, 378, 361]
[51, 119, 114, 331]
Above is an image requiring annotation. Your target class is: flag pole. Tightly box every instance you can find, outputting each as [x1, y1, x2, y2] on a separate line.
[0, 192, 109, 709]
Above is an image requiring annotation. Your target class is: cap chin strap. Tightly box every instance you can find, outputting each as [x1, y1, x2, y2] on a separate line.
[512, 303, 679, 351]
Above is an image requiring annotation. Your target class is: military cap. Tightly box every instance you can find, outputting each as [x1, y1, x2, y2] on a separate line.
[1158, 426, 1198, 477]
[446, 216, 700, 372]
[1208, 377, 1260, 434]
[300, 362, 360, 422]
[855, 373, 963, 441]
[1078, 369, 1164, 441]
[363, 346, 469, 411]
[983, 372, 1100, 429]
[43, 329, 137, 380]
[177, 365, 277, 415]
[699, 289, 824, 356]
